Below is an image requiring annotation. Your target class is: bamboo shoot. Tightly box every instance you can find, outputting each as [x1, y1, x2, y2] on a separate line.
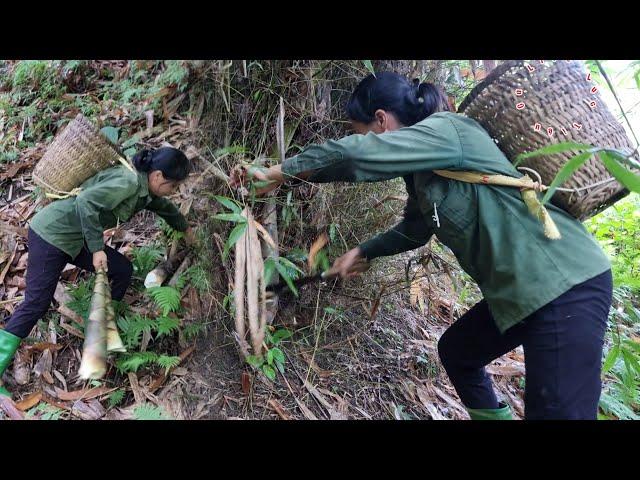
[78, 269, 109, 379]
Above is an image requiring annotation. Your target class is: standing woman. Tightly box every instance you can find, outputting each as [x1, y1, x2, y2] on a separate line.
[231, 72, 613, 420]
[0, 147, 195, 397]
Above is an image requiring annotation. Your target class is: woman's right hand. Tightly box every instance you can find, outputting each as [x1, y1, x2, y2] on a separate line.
[93, 250, 108, 272]
[326, 247, 370, 280]
[230, 164, 284, 196]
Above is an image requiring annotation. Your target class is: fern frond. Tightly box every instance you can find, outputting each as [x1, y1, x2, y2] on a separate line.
[154, 317, 181, 338]
[156, 355, 181, 374]
[116, 351, 158, 373]
[147, 286, 181, 316]
[133, 403, 172, 420]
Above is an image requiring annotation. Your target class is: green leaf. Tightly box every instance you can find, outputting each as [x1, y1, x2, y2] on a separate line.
[214, 195, 242, 214]
[274, 260, 298, 296]
[214, 145, 247, 157]
[262, 364, 276, 381]
[214, 213, 247, 223]
[620, 347, 640, 375]
[264, 258, 276, 285]
[224, 223, 247, 260]
[270, 329, 292, 345]
[246, 355, 263, 368]
[277, 257, 305, 275]
[363, 60, 376, 77]
[514, 142, 593, 166]
[271, 347, 285, 365]
[267, 348, 274, 365]
[100, 126, 120, 144]
[541, 152, 593, 204]
[601, 152, 640, 193]
[274, 360, 285, 374]
[603, 345, 620, 373]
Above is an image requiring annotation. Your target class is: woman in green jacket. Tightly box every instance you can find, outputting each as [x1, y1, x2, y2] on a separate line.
[231, 72, 613, 420]
[0, 147, 194, 398]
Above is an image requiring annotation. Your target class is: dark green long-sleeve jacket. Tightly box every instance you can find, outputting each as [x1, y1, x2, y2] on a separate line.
[282, 112, 611, 333]
[30, 165, 188, 258]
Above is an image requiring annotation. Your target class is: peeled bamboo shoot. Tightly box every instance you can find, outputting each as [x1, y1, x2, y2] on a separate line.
[144, 249, 188, 288]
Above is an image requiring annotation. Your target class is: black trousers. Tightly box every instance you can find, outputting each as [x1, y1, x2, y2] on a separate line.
[438, 270, 613, 420]
[4, 228, 133, 338]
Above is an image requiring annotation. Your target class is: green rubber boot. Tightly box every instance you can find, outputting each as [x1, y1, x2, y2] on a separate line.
[467, 402, 513, 420]
[0, 329, 21, 398]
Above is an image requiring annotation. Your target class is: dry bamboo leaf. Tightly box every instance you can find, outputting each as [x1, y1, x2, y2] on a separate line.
[300, 351, 333, 378]
[15, 391, 43, 411]
[54, 386, 117, 402]
[505, 389, 525, 419]
[415, 384, 445, 420]
[13, 349, 30, 385]
[24, 342, 63, 352]
[308, 232, 329, 270]
[234, 214, 247, 345]
[431, 385, 467, 416]
[253, 220, 277, 251]
[486, 363, 526, 377]
[241, 371, 251, 395]
[0, 244, 17, 285]
[268, 399, 291, 420]
[53, 370, 67, 391]
[71, 399, 106, 420]
[127, 372, 145, 405]
[294, 398, 318, 420]
[303, 380, 347, 420]
[410, 278, 426, 314]
[34, 349, 53, 379]
[59, 321, 84, 339]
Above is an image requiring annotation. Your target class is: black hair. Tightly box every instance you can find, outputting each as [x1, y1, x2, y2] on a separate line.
[132, 147, 190, 181]
[346, 71, 450, 126]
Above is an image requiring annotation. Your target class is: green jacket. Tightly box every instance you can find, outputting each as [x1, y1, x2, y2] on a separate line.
[282, 112, 611, 333]
[30, 165, 188, 258]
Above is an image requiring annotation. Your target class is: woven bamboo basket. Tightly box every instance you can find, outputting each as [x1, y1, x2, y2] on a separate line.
[457, 60, 638, 220]
[33, 114, 125, 196]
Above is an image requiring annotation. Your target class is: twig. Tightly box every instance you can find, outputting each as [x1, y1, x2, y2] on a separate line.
[595, 60, 640, 148]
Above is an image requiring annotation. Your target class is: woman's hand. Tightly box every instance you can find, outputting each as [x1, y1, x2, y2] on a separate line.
[93, 250, 108, 272]
[326, 247, 370, 280]
[230, 164, 285, 196]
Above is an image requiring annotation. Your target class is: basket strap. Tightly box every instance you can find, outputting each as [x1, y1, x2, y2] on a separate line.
[117, 155, 135, 173]
[433, 169, 561, 240]
[32, 172, 84, 199]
